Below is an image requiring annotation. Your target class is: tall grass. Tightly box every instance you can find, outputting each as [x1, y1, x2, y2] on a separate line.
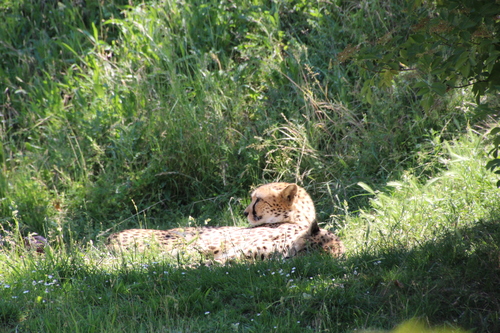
[1, 0, 499, 331]
[341, 129, 500, 251]
[1, 0, 476, 237]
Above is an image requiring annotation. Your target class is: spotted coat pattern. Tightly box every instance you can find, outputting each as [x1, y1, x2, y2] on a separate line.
[107, 221, 344, 262]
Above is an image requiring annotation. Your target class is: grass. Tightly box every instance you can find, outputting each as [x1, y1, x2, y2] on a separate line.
[1, 0, 474, 235]
[1, 0, 500, 331]
[2, 131, 499, 332]
[342, 130, 500, 252]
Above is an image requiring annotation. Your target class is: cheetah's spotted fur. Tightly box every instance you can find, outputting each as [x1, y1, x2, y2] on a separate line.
[107, 183, 344, 262]
[107, 221, 343, 262]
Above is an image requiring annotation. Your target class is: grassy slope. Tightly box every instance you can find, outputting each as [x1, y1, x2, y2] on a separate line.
[1, 0, 499, 332]
[2, 135, 499, 332]
[1, 0, 473, 236]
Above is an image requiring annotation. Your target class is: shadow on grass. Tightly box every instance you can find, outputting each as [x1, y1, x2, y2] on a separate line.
[1, 220, 499, 332]
[341, 219, 500, 332]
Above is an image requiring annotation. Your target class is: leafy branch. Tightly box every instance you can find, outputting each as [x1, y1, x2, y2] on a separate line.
[343, 0, 500, 183]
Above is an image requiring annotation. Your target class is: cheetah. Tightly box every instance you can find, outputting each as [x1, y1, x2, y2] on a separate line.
[107, 182, 344, 262]
[107, 221, 344, 262]
[244, 182, 315, 226]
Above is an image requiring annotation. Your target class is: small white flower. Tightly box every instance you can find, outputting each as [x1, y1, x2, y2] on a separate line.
[4, 284, 10, 288]
[23, 290, 29, 293]
[204, 311, 210, 315]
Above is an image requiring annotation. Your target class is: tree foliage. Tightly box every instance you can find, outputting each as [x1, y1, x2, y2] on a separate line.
[345, 0, 500, 183]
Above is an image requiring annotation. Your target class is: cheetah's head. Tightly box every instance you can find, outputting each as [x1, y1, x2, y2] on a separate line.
[243, 182, 315, 226]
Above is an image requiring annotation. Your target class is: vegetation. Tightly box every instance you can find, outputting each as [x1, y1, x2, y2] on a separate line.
[349, 0, 500, 183]
[0, 0, 499, 332]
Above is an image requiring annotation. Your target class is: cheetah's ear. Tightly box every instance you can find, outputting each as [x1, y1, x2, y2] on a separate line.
[281, 184, 298, 204]
[308, 220, 321, 236]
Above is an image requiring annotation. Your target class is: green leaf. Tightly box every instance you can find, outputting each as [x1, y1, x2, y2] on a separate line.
[431, 82, 447, 96]
[381, 70, 397, 87]
[459, 61, 471, 78]
[454, 50, 469, 69]
[420, 94, 434, 110]
[472, 81, 488, 103]
[361, 82, 374, 105]
[430, 67, 446, 76]
[487, 62, 500, 86]
[485, 50, 500, 67]
[415, 86, 430, 96]
[409, 34, 425, 43]
[485, 158, 500, 171]
[413, 81, 428, 89]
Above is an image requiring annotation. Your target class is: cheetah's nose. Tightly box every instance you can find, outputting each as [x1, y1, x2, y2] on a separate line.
[243, 211, 249, 217]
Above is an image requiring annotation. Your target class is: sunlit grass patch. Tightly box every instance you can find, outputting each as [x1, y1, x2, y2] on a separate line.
[340, 130, 500, 254]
